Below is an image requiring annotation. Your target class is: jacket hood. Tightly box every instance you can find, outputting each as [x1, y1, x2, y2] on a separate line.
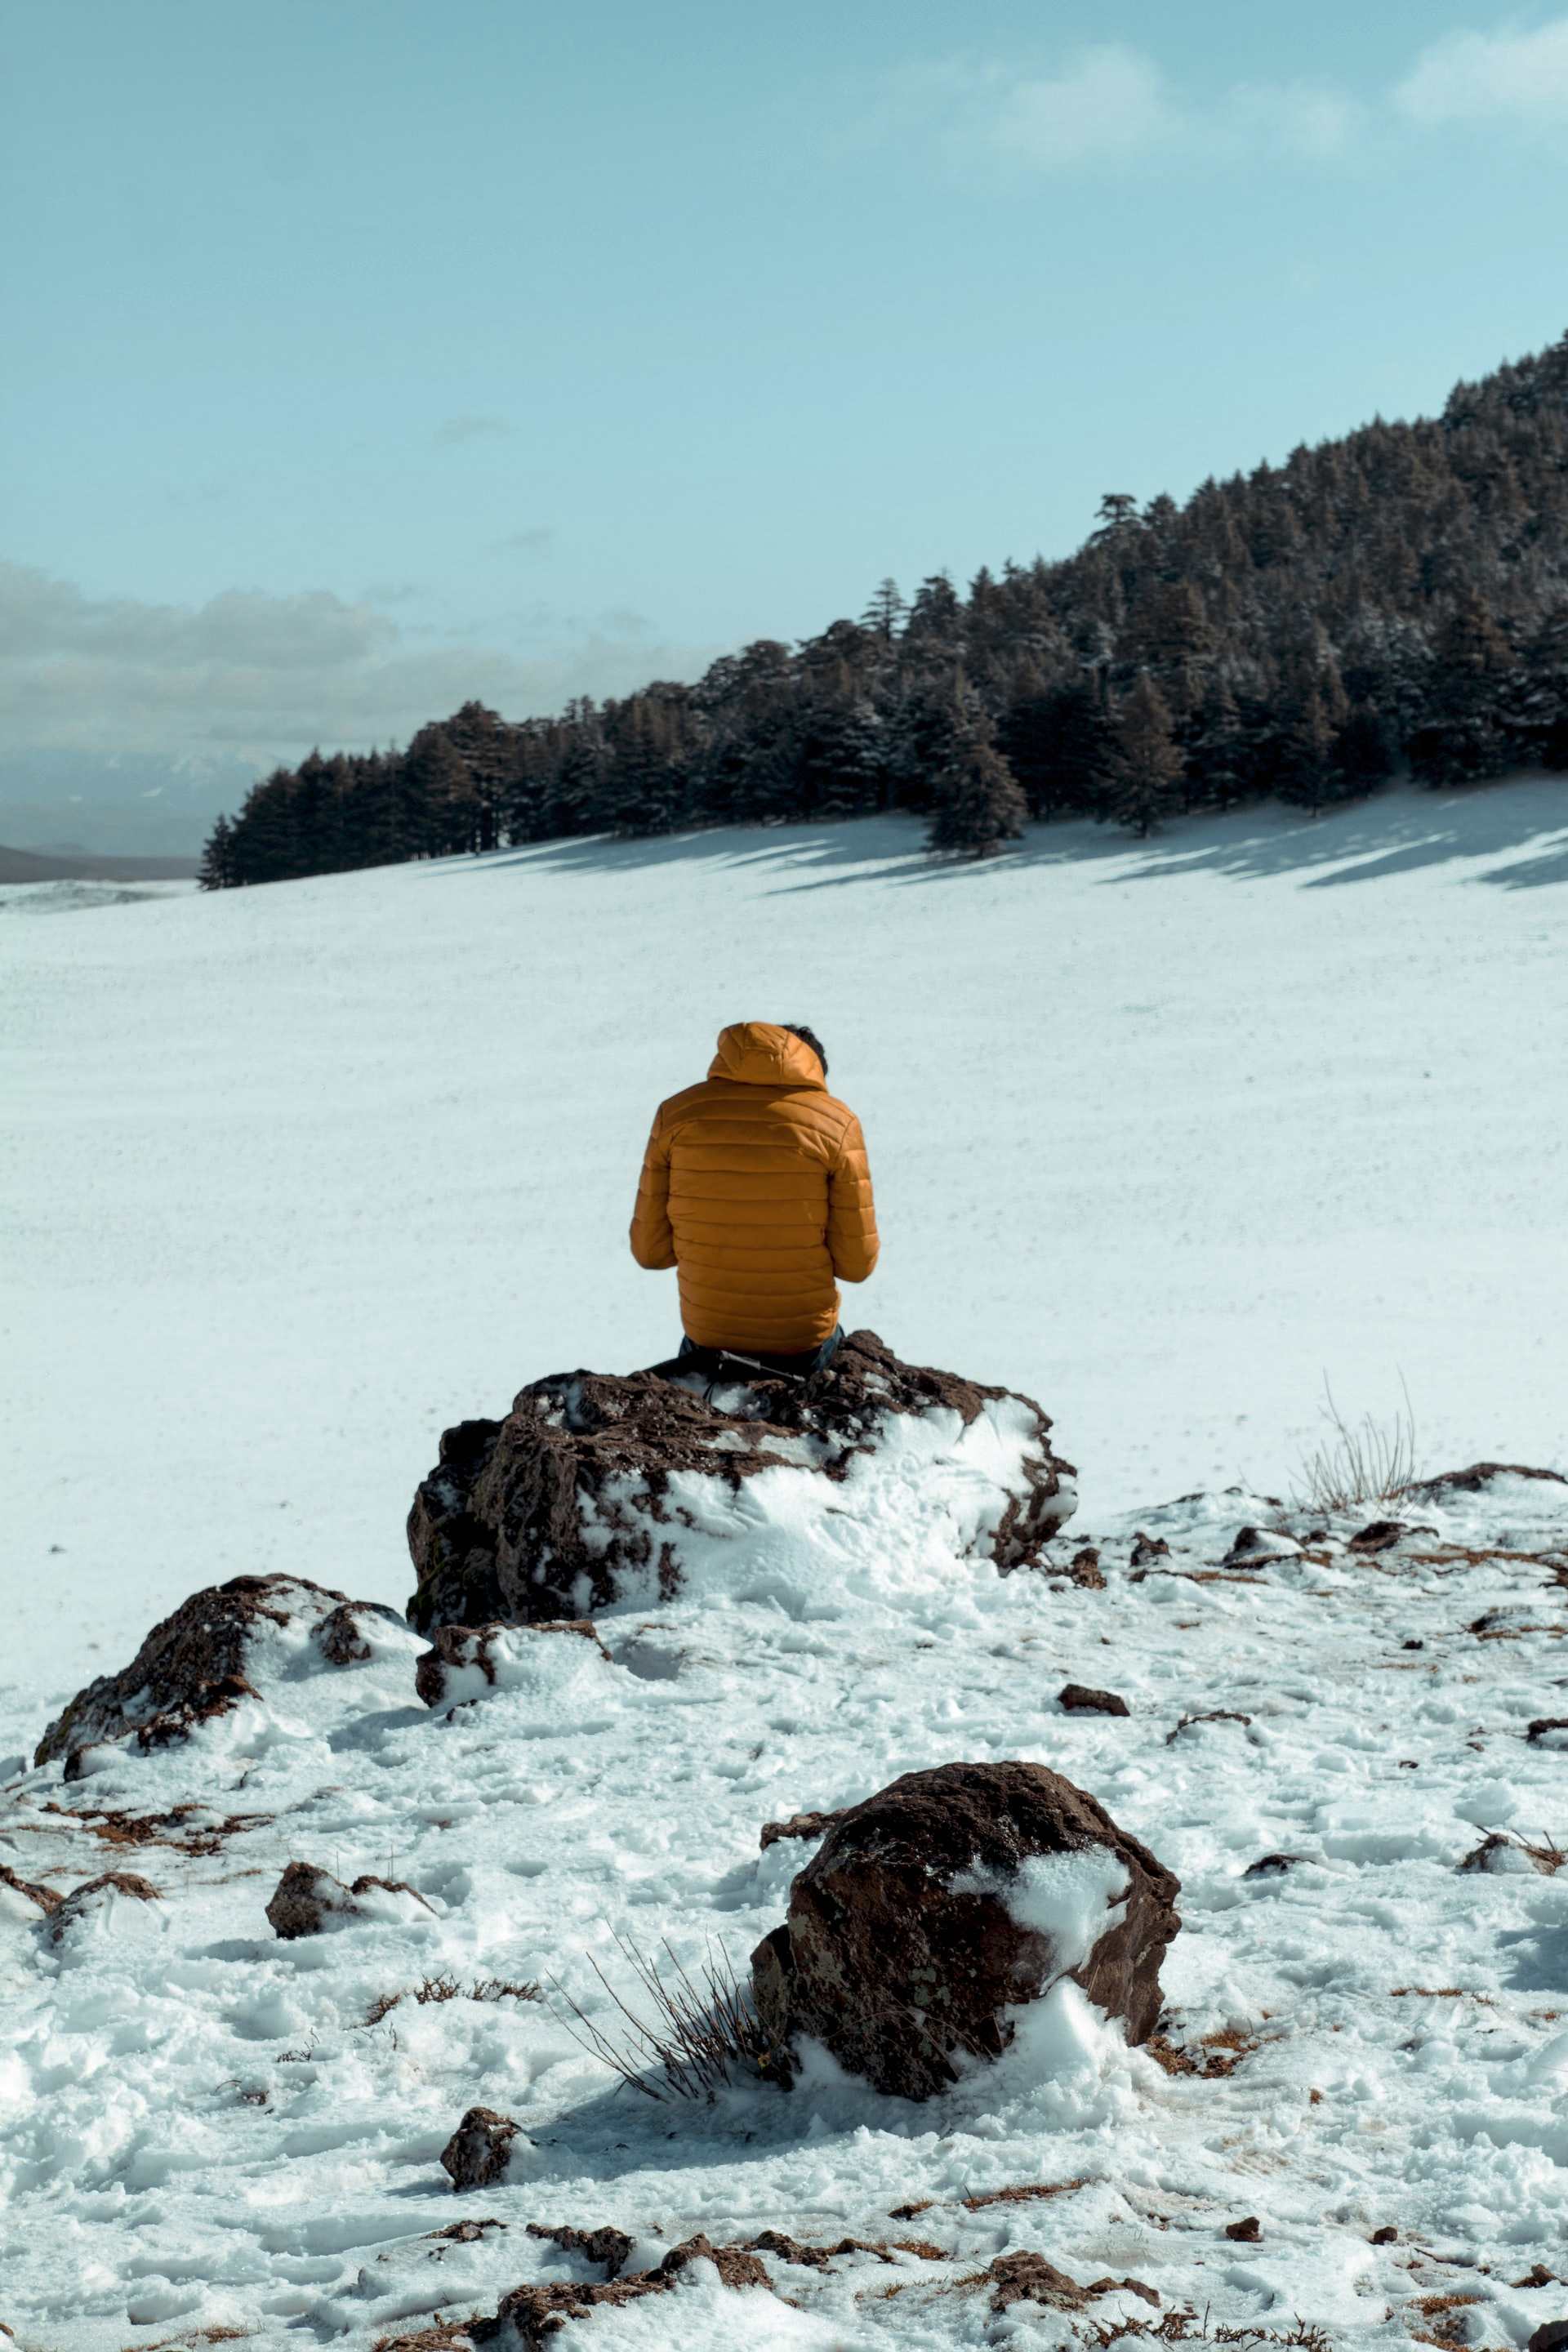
[709, 1021, 826, 1089]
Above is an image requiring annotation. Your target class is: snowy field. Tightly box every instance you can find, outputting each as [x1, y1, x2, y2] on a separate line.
[4, 780, 1568, 1699]
[2, 781, 1567, 2349]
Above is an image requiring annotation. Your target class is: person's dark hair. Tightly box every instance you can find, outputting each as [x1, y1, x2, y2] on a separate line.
[784, 1022, 827, 1080]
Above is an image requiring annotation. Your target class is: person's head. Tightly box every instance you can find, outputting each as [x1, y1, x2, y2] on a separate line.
[784, 1022, 828, 1080]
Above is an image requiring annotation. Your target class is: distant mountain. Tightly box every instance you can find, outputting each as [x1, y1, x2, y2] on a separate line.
[0, 842, 198, 884]
[0, 750, 262, 858]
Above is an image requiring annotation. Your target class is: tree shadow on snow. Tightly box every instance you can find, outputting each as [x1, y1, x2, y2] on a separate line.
[412, 777, 1568, 898]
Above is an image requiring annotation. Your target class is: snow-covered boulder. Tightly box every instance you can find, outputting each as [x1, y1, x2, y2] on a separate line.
[406, 1329, 1076, 1633]
[750, 1761, 1179, 2101]
[415, 1617, 613, 1711]
[32, 1575, 425, 1775]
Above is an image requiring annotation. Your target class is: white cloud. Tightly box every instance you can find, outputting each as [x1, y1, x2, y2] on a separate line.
[0, 562, 717, 767]
[1395, 16, 1568, 124]
[989, 46, 1174, 167]
[887, 44, 1365, 172]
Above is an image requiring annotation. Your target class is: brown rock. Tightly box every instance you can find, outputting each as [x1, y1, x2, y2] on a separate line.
[1348, 1520, 1410, 1552]
[1059, 1683, 1130, 1717]
[45, 1871, 163, 1945]
[1224, 2215, 1263, 2243]
[1068, 1546, 1106, 1589]
[0, 1863, 63, 1915]
[987, 2252, 1091, 2312]
[759, 1808, 844, 1851]
[474, 2235, 775, 2344]
[265, 1860, 433, 1939]
[415, 1618, 611, 1708]
[34, 1574, 379, 1768]
[1372, 2226, 1398, 2245]
[407, 1330, 1075, 1632]
[525, 2222, 635, 2278]
[1413, 1462, 1566, 1496]
[750, 1760, 1180, 2100]
[1243, 1852, 1304, 1878]
[1528, 1718, 1568, 1745]
[1129, 1532, 1170, 1571]
[440, 2106, 523, 2192]
[1526, 2326, 1568, 2352]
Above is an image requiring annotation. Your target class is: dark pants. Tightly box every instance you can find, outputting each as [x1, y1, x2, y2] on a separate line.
[678, 1325, 844, 1378]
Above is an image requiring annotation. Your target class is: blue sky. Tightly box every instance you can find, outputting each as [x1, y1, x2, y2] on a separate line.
[6, 0, 1568, 776]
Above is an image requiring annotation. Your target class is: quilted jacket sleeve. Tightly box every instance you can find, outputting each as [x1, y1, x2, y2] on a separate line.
[826, 1111, 879, 1285]
[629, 1108, 677, 1270]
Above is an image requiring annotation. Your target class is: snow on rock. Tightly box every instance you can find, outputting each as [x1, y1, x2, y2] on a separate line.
[32, 1573, 425, 1775]
[406, 1328, 1075, 1632]
[265, 1859, 436, 1939]
[415, 1618, 615, 1712]
[749, 1760, 1178, 2099]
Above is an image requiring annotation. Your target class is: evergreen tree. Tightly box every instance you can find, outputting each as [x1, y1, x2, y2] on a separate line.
[198, 813, 235, 889]
[860, 578, 907, 645]
[926, 702, 1028, 858]
[1110, 675, 1183, 836]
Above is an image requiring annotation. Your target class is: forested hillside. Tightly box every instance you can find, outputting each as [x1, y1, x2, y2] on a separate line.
[203, 330, 1568, 884]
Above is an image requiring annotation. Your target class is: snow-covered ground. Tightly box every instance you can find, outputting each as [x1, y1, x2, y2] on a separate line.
[2, 780, 1567, 2348]
[2, 1474, 1565, 2349]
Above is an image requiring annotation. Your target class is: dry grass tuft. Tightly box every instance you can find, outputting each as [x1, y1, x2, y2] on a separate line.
[1290, 1377, 1420, 1516]
[549, 1931, 781, 2102]
[363, 1974, 541, 2026]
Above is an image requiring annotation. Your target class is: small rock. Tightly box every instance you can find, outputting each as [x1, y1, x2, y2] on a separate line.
[1223, 1526, 1301, 1563]
[415, 1618, 612, 1710]
[265, 1860, 433, 1939]
[45, 1871, 162, 1945]
[759, 1808, 844, 1851]
[1129, 1532, 1170, 1572]
[440, 2105, 523, 2191]
[1167, 1709, 1253, 1745]
[1528, 1718, 1568, 1746]
[1068, 1546, 1106, 1589]
[1224, 2216, 1262, 2243]
[481, 2234, 775, 2337]
[1371, 2225, 1397, 2245]
[1348, 1520, 1408, 1552]
[1243, 1852, 1303, 1878]
[526, 2222, 635, 2278]
[1059, 1683, 1130, 1717]
[0, 1863, 63, 1918]
[987, 2252, 1091, 2313]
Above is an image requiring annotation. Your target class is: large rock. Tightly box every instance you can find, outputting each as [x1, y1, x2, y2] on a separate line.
[750, 1761, 1179, 2100]
[33, 1575, 416, 1771]
[33, 1576, 425, 1775]
[407, 1329, 1076, 1632]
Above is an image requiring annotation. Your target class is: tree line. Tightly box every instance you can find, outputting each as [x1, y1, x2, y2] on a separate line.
[202, 329, 1568, 884]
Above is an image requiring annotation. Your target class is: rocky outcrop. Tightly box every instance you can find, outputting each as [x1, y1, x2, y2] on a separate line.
[33, 1575, 416, 1771]
[751, 1761, 1179, 2100]
[415, 1619, 612, 1711]
[406, 1330, 1075, 1633]
[265, 1861, 434, 1938]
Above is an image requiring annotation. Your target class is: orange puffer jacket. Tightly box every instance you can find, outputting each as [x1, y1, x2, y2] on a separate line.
[630, 1022, 879, 1353]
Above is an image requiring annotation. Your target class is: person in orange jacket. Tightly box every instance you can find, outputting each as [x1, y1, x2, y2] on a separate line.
[630, 1021, 879, 1374]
